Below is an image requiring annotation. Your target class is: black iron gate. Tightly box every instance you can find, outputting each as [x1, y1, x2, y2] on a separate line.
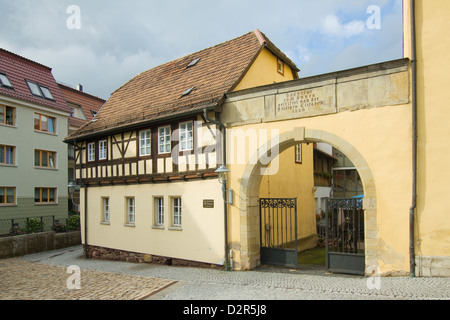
[260, 198, 298, 268]
[326, 198, 365, 275]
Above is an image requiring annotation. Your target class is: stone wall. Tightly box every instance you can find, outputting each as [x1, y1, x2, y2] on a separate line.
[86, 245, 224, 269]
[0, 231, 81, 259]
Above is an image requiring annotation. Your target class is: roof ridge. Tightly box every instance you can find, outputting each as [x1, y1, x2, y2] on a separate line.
[109, 30, 263, 96]
[0, 48, 52, 71]
[253, 29, 267, 45]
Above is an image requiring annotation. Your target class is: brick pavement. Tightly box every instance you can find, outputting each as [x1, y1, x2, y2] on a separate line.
[0, 257, 176, 300]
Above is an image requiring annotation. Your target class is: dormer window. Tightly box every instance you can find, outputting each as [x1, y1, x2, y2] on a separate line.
[0, 73, 13, 89]
[26, 80, 55, 101]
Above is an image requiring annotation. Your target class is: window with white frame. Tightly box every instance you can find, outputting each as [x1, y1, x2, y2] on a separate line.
[102, 197, 110, 223]
[99, 140, 107, 160]
[154, 197, 164, 226]
[139, 130, 151, 156]
[87, 142, 95, 162]
[172, 197, 182, 227]
[158, 126, 171, 154]
[126, 197, 135, 225]
[179, 121, 193, 151]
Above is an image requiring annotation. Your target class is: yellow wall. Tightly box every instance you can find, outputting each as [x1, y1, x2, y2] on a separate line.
[81, 179, 224, 265]
[404, 0, 450, 261]
[233, 48, 296, 91]
[259, 144, 317, 243]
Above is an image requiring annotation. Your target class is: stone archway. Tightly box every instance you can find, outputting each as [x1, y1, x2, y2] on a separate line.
[238, 127, 377, 274]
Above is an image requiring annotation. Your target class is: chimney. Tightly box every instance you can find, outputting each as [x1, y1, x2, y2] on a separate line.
[77, 84, 83, 92]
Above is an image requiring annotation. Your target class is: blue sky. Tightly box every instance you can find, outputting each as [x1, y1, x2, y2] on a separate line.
[0, 0, 403, 100]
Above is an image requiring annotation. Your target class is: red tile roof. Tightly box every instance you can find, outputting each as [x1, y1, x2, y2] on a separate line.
[0, 49, 70, 114]
[66, 30, 299, 141]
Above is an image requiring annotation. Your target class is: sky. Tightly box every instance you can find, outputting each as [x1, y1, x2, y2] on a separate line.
[0, 0, 404, 100]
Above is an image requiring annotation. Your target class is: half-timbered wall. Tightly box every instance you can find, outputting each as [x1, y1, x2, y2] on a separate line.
[75, 114, 220, 185]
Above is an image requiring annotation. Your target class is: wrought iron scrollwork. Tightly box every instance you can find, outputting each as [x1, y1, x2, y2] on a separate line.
[327, 198, 363, 210]
[260, 198, 296, 209]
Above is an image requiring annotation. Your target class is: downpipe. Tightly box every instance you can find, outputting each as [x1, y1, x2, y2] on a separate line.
[409, 0, 417, 278]
[203, 107, 230, 271]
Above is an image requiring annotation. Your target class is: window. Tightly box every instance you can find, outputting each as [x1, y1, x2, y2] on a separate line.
[126, 197, 135, 225]
[154, 197, 164, 226]
[69, 102, 87, 120]
[158, 126, 171, 154]
[34, 149, 56, 168]
[87, 143, 95, 162]
[26, 80, 54, 100]
[35, 187, 57, 204]
[179, 121, 193, 151]
[0, 105, 15, 126]
[139, 130, 151, 156]
[34, 113, 56, 134]
[40, 86, 54, 100]
[99, 140, 107, 160]
[0, 187, 16, 205]
[172, 197, 182, 227]
[277, 58, 284, 76]
[295, 144, 302, 163]
[102, 197, 110, 223]
[0, 145, 15, 165]
[0, 73, 13, 88]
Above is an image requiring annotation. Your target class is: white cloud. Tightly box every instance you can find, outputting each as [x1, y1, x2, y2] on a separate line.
[322, 14, 366, 38]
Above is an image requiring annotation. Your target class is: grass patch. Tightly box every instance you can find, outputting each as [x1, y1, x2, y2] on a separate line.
[298, 247, 326, 266]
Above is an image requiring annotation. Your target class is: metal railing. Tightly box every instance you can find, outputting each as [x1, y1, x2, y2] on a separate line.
[0, 215, 80, 237]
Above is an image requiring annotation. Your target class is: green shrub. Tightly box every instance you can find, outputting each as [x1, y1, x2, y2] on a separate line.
[27, 218, 44, 233]
[68, 214, 80, 230]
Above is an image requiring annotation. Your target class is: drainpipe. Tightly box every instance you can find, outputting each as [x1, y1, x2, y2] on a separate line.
[84, 184, 88, 259]
[203, 107, 230, 271]
[409, 0, 417, 278]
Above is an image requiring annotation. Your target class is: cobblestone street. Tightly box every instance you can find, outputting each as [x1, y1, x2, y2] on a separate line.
[0, 257, 175, 300]
[1, 246, 449, 301]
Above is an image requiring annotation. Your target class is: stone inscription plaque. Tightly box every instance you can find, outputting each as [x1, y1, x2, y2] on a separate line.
[275, 86, 335, 119]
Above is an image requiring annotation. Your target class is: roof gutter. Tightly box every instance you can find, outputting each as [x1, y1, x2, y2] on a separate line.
[203, 106, 230, 271]
[409, 0, 417, 278]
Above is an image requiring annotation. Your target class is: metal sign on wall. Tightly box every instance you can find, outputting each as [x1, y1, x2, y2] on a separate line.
[203, 199, 214, 208]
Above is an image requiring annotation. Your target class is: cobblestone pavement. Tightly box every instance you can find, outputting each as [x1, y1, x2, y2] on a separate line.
[0, 256, 175, 300]
[2, 246, 450, 300]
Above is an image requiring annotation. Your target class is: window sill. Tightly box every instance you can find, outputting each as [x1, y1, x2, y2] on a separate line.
[34, 167, 58, 171]
[152, 225, 164, 230]
[124, 223, 135, 227]
[0, 164, 17, 168]
[34, 202, 58, 206]
[0, 123, 17, 129]
[34, 130, 57, 136]
[100, 221, 110, 225]
[168, 226, 182, 231]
